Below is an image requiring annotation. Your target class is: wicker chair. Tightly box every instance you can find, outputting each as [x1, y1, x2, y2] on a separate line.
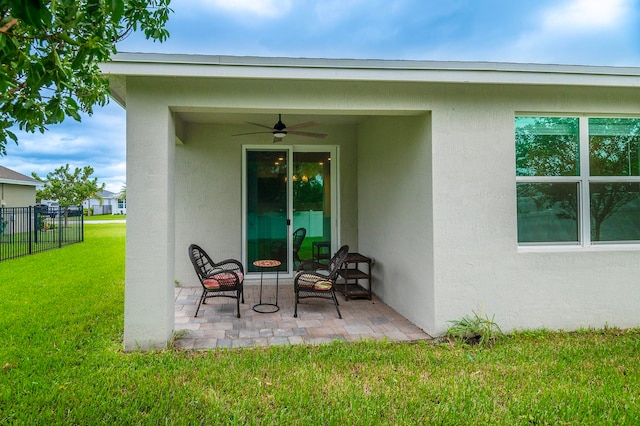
[188, 244, 245, 318]
[292, 227, 307, 266]
[268, 227, 307, 267]
[294, 244, 349, 319]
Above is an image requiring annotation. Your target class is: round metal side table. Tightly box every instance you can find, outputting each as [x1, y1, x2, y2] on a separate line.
[252, 259, 281, 313]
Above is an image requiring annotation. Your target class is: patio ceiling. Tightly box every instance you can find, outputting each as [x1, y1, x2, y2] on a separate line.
[172, 110, 406, 126]
[174, 109, 367, 126]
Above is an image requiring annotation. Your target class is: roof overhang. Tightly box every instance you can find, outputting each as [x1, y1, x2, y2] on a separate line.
[0, 178, 40, 187]
[100, 52, 640, 107]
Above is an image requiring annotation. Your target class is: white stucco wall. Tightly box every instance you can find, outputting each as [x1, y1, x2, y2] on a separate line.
[429, 84, 640, 335]
[355, 82, 640, 337]
[358, 115, 435, 333]
[124, 79, 176, 350]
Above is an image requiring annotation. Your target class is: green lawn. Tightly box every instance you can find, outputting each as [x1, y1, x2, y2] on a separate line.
[1, 224, 639, 424]
[84, 214, 126, 221]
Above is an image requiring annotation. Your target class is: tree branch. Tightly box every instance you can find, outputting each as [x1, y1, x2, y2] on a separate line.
[0, 18, 18, 34]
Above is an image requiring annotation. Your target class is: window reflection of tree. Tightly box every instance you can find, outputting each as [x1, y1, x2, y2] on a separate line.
[589, 119, 640, 240]
[516, 117, 640, 242]
[293, 161, 324, 211]
[516, 117, 579, 177]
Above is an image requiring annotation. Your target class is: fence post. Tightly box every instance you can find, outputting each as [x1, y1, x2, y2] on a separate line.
[28, 206, 33, 255]
[34, 207, 39, 244]
[58, 207, 63, 248]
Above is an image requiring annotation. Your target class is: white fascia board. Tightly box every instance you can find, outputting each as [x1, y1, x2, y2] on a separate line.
[0, 178, 39, 187]
[99, 53, 640, 88]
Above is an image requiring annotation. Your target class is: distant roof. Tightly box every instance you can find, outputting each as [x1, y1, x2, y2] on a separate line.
[0, 165, 39, 187]
[97, 190, 117, 198]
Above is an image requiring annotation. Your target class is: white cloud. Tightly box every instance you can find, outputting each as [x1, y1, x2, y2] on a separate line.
[541, 0, 630, 33]
[178, 0, 293, 18]
[493, 0, 636, 65]
[3, 102, 127, 194]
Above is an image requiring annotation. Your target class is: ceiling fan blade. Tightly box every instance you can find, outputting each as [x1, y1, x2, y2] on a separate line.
[232, 131, 274, 136]
[232, 116, 327, 140]
[247, 122, 276, 130]
[289, 130, 327, 139]
[284, 121, 317, 131]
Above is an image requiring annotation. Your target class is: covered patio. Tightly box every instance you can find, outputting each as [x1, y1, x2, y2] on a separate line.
[174, 283, 431, 349]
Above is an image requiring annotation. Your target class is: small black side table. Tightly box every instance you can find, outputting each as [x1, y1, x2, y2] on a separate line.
[312, 241, 331, 263]
[337, 253, 372, 300]
[252, 259, 281, 313]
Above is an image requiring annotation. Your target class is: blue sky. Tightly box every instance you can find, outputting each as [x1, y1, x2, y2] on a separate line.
[3, 0, 639, 192]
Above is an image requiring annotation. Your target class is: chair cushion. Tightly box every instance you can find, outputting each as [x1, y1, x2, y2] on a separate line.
[203, 272, 243, 289]
[296, 274, 316, 288]
[313, 281, 333, 291]
[296, 271, 333, 290]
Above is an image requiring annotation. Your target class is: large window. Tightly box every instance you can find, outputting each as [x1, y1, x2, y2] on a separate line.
[516, 116, 640, 246]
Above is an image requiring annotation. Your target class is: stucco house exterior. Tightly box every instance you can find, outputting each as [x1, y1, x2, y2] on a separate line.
[101, 53, 640, 350]
[0, 165, 39, 207]
[83, 190, 127, 215]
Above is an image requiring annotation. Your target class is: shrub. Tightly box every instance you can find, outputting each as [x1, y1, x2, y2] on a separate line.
[446, 311, 503, 346]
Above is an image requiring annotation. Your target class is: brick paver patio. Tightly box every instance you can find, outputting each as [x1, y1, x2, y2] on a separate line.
[174, 283, 431, 349]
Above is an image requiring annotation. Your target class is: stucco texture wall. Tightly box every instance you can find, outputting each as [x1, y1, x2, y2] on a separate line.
[428, 84, 640, 335]
[1, 183, 35, 207]
[357, 115, 435, 333]
[173, 121, 360, 287]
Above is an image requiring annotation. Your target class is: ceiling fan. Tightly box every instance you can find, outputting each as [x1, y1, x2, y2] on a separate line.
[233, 114, 327, 143]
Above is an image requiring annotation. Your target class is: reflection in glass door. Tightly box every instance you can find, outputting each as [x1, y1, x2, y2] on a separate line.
[292, 151, 332, 267]
[245, 150, 289, 273]
[244, 146, 336, 275]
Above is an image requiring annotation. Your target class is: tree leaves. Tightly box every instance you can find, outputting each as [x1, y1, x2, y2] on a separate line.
[7, 0, 52, 27]
[32, 164, 105, 207]
[0, 0, 172, 154]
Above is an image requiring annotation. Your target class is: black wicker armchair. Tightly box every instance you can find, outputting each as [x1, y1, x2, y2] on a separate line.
[188, 244, 245, 318]
[292, 227, 307, 266]
[269, 227, 307, 267]
[294, 244, 349, 319]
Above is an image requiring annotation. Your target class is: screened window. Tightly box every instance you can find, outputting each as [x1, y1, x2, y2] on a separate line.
[516, 116, 640, 246]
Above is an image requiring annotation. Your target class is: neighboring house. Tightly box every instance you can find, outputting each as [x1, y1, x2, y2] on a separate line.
[0, 165, 40, 207]
[83, 190, 127, 215]
[101, 53, 640, 350]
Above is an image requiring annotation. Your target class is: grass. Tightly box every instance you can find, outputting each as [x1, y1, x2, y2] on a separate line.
[0, 226, 83, 261]
[298, 236, 323, 262]
[84, 214, 126, 221]
[1, 224, 640, 424]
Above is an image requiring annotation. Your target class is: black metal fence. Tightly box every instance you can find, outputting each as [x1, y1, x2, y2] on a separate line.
[0, 206, 84, 262]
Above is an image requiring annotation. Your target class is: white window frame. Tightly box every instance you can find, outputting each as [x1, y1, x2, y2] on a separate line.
[517, 115, 640, 252]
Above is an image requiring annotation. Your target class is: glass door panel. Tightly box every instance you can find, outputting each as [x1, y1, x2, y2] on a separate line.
[292, 151, 332, 266]
[246, 150, 289, 272]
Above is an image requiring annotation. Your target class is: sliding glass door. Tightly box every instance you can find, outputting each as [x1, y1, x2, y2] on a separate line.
[292, 150, 333, 267]
[243, 146, 337, 275]
[245, 149, 289, 273]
